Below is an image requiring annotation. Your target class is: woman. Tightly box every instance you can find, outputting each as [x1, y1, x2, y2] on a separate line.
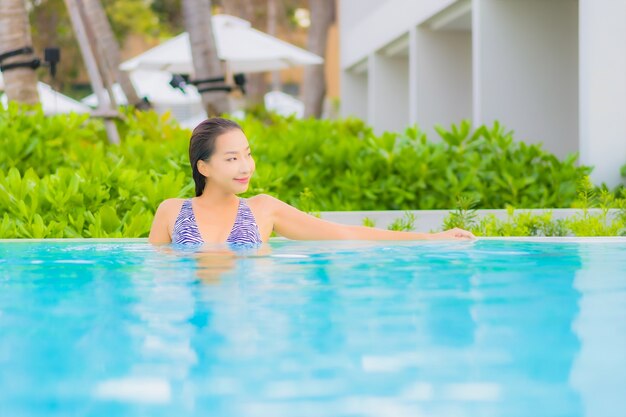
[149, 118, 475, 245]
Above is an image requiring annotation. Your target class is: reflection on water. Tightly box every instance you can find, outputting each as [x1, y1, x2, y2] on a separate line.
[570, 244, 626, 417]
[0, 240, 625, 417]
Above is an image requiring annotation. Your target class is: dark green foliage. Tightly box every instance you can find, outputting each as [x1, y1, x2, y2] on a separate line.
[0, 104, 618, 238]
[244, 117, 592, 211]
[0, 105, 191, 238]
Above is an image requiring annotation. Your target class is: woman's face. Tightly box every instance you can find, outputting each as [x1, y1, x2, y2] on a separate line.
[198, 128, 255, 194]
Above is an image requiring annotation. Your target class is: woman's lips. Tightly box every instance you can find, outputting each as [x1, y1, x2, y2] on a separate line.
[234, 177, 249, 184]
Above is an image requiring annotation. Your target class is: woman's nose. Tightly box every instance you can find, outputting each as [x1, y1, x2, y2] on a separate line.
[239, 159, 252, 173]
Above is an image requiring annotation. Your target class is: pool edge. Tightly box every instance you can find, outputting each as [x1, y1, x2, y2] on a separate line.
[1, 237, 626, 243]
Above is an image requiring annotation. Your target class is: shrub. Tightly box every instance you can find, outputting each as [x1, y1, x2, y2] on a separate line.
[0, 103, 620, 238]
[441, 178, 626, 237]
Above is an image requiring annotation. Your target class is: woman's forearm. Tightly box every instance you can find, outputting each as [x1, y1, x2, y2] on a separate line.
[343, 224, 437, 241]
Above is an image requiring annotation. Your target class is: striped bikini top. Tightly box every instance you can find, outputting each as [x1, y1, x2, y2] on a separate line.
[172, 198, 262, 246]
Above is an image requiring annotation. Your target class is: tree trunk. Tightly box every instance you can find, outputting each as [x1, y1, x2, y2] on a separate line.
[0, 0, 40, 105]
[267, 0, 281, 91]
[221, 0, 254, 21]
[81, 0, 149, 109]
[303, 0, 335, 118]
[221, 0, 266, 106]
[183, 0, 230, 116]
[65, 0, 120, 143]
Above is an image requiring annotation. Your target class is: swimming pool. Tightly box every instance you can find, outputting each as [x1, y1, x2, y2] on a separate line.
[1, 239, 625, 417]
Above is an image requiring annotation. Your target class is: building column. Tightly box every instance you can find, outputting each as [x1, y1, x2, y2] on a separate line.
[340, 65, 368, 121]
[368, 51, 409, 135]
[409, 27, 419, 127]
[414, 26, 472, 138]
[473, 0, 578, 160]
[579, 0, 626, 187]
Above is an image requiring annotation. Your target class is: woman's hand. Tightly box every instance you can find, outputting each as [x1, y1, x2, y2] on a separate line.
[433, 227, 476, 240]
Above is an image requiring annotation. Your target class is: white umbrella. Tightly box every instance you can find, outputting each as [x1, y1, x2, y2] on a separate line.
[81, 70, 204, 122]
[120, 14, 323, 74]
[1, 82, 91, 114]
[81, 70, 201, 107]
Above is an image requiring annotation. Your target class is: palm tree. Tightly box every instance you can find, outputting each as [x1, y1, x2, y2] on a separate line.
[183, 0, 230, 116]
[303, 0, 335, 118]
[0, 0, 40, 105]
[266, 0, 282, 91]
[221, 0, 267, 105]
[81, 0, 148, 109]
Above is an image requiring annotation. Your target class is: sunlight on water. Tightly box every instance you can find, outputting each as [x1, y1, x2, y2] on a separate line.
[0, 240, 625, 417]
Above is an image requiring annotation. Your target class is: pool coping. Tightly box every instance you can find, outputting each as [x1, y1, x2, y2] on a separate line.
[2, 237, 626, 243]
[319, 208, 624, 232]
[1, 209, 623, 242]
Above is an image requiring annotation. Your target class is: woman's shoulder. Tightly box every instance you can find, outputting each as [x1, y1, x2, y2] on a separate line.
[245, 194, 281, 215]
[246, 194, 279, 208]
[155, 198, 188, 215]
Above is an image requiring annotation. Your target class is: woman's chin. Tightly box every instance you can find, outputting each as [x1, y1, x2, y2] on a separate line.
[233, 184, 250, 194]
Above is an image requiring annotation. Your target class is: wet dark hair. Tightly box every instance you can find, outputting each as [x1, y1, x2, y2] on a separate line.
[189, 117, 243, 196]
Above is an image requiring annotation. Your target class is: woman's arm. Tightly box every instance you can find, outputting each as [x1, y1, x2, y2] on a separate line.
[263, 195, 475, 241]
[148, 199, 176, 243]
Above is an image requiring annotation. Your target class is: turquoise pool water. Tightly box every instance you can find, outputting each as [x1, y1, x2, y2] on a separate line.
[0, 239, 625, 417]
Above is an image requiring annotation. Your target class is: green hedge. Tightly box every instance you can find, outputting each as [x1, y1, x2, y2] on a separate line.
[440, 180, 626, 237]
[0, 103, 622, 238]
[244, 115, 599, 210]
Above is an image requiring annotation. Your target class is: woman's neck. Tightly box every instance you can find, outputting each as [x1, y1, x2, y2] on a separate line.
[196, 186, 238, 207]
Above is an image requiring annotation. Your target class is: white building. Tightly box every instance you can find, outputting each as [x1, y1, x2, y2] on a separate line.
[339, 0, 626, 187]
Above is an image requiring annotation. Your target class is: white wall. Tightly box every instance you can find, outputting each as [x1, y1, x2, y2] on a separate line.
[339, 0, 382, 31]
[579, 0, 626, 187]
[340, 0, 457, 69]
[414, 28, 472, 137]
[340, 0, 625, 187]
[341, 70, 368, 120]
[473, 0, 579, 159]
[340, 0, 464, 133]
[368, 53, 409, 134]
